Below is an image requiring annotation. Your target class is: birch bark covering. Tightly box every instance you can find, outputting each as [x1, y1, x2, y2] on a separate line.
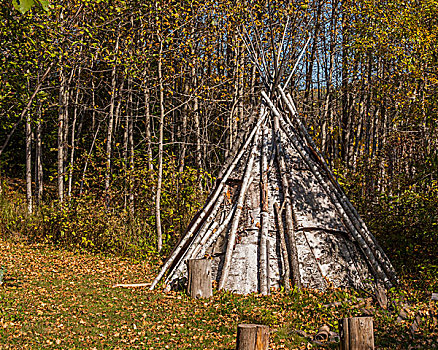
[151, 80, 396, 295]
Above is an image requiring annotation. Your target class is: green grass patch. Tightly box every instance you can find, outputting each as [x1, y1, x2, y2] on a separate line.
[0, 239, 437, 349]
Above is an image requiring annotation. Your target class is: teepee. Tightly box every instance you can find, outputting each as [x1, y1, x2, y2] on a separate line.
[150, 24, 398, 295]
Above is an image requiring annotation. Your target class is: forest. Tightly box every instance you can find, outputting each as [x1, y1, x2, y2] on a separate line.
[0, 0, 437, 348]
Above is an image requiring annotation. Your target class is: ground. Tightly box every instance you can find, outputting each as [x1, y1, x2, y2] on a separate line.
[0, 239, 437, 349]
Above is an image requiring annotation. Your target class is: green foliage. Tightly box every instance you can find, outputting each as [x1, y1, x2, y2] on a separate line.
[0, 153, 209, 258]
[335, 144, 438, 292]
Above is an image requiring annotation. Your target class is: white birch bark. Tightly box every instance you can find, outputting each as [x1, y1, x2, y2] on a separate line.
[35, 107, 43, 207]
[25, 113, 32, 214]
[218, 133, 259, 290]
[156, 35, 165, 252]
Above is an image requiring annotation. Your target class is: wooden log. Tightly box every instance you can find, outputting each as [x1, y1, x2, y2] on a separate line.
[187, 259, 212, 299]
[236, 324, 269, 350]
[339, 317, 374, 350]
[432, 292, 438, 301]
[266, 239, 270, 293]
[314, 324, 330, 341]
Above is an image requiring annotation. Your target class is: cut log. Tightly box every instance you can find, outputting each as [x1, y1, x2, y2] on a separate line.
[432, 292, 438, 301]
[339, 317, 374, 350]
[314, 324, 330, 341]
[187, 259, 212, 299]
[236, 324, 269, 350]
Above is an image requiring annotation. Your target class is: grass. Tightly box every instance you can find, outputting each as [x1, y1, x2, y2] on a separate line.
[0, 238, 437, 349]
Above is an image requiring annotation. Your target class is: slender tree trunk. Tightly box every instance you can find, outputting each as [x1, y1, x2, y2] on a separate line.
[35, 105, 43, 207]
[190, 27, 201, 170]
[92, 79, 96, 131]
[68, 68, 81, 199]
[304, 0, 322, 112]
[144, 70, 153, 172]
[105, 31, 120, 208]
[58, 65, 67, 203]
[179, 71, 189, 173]
[26, 112, 32, 214]
[156, 36, 165, 252]
[128, 78, 135, 214]
[341, 3, 351, 165]
[128, 109, 135, 214]
[123, 87, 129, 210]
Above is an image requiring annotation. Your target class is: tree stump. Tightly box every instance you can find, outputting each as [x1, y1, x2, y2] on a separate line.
[339, 317, 374, 350]
[187, 259, 212, 299]
[236, 324, 269, 350]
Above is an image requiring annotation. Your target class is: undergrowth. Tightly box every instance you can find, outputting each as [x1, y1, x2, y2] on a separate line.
[0, 156, 209, 259]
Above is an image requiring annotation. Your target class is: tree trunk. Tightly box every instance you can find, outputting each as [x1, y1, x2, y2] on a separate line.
[178, 70, 189, 173]
[128, 79, 135, 214]
[58, 65, 67, 203]
[35, 106, 43, 207]
[25, 112, 32, 214]
[156, 35, 165, 252]
[68, 67, 81, 199]
[144, 71, 153, 172]
[105, 31, 120, 208]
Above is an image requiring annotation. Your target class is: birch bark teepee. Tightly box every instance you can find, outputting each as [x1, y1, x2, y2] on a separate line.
[150, 15, 397, 295]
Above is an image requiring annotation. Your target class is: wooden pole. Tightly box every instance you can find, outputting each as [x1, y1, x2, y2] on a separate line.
[187, 259, 212, 299]
[274, 203, 290, 292]
[236, 324, 269, 350]
[259, 124, 269, 295]
[339, 317, 374, 350]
